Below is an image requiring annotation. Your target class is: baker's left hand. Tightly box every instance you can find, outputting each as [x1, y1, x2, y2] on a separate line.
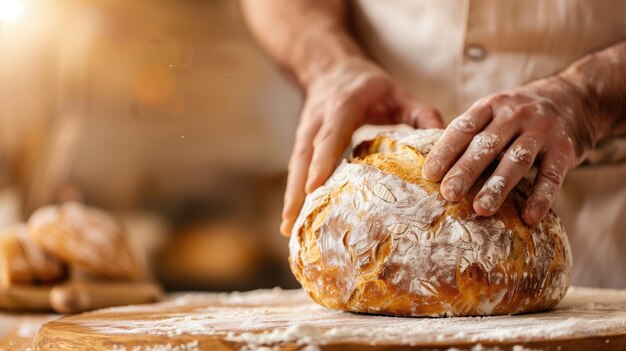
[421, 76, 602, 227]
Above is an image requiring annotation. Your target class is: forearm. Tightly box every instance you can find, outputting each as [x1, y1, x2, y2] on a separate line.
[240, 0, 364, 88]
[558, 40, 626, 140]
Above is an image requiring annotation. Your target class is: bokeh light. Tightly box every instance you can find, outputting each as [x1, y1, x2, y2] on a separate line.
[0, 0, 25, 23]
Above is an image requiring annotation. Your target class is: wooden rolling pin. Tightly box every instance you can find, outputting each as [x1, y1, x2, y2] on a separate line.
[0, 285, 52, 311]
[0, 281, 163, 313]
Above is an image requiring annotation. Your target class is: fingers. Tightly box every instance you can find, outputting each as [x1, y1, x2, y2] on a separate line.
[280, 118, 322, 236]
[403, 103, 444, 128]
[422, 102, 493, 182]
[473, 133, 542, 216]
[522, 138, 575, 226]
[439, 103, 542, 202]
[394, 90, 444, 128]
[282, 82, 443, 236]
[305, 104, 363, 193]
[440, 123, 516, 202]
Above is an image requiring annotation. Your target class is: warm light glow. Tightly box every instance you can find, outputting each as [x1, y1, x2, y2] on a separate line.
[0, 0, 25, 23]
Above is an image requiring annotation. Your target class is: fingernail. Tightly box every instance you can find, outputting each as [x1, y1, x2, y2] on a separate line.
[305, 181, 315, 193]
[280, 220, 292, 237]
[442, 177, 462, 200]
[281, 205, 290, 219]
[423, 161, 443, 180]
[478, 195, 495, 212]
[527, 207, 541, 224]
[304, 175, 316, 193]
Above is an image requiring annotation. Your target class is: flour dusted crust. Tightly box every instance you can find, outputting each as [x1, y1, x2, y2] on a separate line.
[289, 129, 572, 317]
[28, 203, 142, 280]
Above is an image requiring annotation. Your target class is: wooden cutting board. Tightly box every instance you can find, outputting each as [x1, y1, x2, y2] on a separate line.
[32, 287, 626, 351]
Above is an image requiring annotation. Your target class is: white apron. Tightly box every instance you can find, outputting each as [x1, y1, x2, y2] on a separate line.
[352, 0, 626, 288]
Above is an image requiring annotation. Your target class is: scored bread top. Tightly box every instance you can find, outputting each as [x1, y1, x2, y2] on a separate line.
[289, 129, 572, 317]
[0, 225, 66, 286]
[28, 202, 142, 280]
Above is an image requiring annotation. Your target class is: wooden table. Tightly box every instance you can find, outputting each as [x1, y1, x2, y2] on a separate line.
[1, 287, 625, 350]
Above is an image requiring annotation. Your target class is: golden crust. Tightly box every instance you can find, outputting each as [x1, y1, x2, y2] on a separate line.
[27, 203, 142, 280]
[0, 225, 66, 286]
[290, 129, 572, 317]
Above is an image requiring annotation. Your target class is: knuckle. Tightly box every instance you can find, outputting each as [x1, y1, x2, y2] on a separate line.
[530, 192, 552, 211]
[485, 93, 510, 106]
[449, 162, 475, 180]
[506, 145, 534, 168]
[532, 102, 550, 117]
[468, 132, 501, 161]
[544, 116, 559, 130]
[554, 136, 577, 159]
[540, 166, 563, 189]
[529, 183, 556, 211]
[500, 103, 543, 125]
[511, 104, 533, 119]
[328, 94, 352, 112]
[300, 101, 324, 120]
[312, 126, 333, 146]
[449, 115, 479, 133]
[291, 143, 310, 160]
[495, 105, 517, 121]
[482, 175, 507, 197]
[362, 74, 389, 87]
[523, 116, 557, 134]
[484, 94, 502, 105]
[430, 143, 457, 160]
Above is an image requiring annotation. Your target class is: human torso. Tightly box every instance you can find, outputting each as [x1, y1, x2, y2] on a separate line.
[351, 0, 626, 288]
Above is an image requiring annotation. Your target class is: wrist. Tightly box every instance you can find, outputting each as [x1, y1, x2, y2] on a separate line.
[557, 41, 626, 138]
[287, 25, 365, 89]
[533, 74, 604, 158]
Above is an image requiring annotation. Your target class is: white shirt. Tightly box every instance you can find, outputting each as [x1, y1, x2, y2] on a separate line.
[352, 0, 626, 288]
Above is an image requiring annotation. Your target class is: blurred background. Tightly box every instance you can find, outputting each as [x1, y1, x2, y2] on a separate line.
[0, 0, 304, 291]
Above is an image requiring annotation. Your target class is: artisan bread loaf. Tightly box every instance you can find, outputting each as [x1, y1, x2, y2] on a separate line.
[28, 202, 142, 280]
[289, 129, 572, 317]
[0, 225, 66, 286]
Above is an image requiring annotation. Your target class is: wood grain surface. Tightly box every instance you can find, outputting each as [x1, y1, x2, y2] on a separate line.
[28, 287, 626, 351]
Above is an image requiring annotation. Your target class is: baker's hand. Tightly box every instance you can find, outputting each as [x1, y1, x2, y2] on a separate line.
[422, 76, 599, 227]
[281, 57, 443, 236]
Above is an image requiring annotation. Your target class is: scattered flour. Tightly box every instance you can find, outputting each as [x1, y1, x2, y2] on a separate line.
[447, 346, 540, 351]
[227, 324, 321, 349]
[483, 176, 506, 195]
[470, 133, 500, 161]
[513, 346, 542, 351]
[109, 341, 199, 351]
[395, 128, 445, 154]
[53, 287, 626, 350]
[290, 129, 571, 317]
[450, 117, 477, 133]
[506, 145, 532, 165]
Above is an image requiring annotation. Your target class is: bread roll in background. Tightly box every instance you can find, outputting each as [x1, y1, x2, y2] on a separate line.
[0, 225, 66, 286]
[27, 202, 143, 280]
[290, 129, 572, 317]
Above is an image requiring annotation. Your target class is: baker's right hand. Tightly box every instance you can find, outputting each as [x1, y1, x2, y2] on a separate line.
[281, 57, 443, 236]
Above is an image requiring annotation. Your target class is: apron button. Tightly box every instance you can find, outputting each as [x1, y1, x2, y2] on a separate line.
[465, 44, 487, 61]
